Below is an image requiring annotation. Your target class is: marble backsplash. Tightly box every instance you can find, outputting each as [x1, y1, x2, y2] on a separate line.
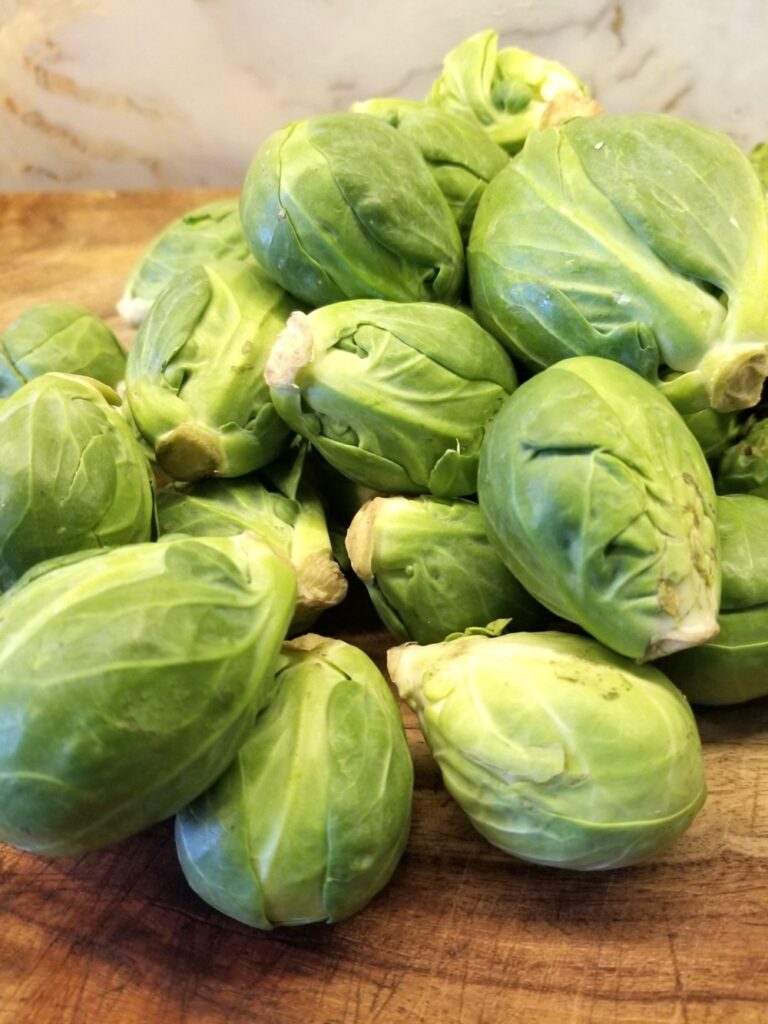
[1, 0, 767, 192]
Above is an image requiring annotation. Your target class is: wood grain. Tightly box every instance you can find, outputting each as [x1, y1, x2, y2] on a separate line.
[1, 190, 768, 1024]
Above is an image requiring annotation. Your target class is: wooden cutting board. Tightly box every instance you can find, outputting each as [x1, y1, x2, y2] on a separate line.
[1, 189, 767, 1024]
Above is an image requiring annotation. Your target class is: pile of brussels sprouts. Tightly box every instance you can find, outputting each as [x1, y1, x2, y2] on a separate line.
[3, 28, 768, 928]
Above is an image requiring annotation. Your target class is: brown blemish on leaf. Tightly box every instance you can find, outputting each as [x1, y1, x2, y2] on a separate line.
[541, 92, 603, 129]
[659, 580, 680, 617]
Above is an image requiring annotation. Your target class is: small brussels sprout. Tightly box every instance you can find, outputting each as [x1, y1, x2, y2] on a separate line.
[0, 373, 154, 591]
[0, 303, 126, 398]
[426, 30, 599, 154]
[117, 198, 250, 327]
[176, 634, 413, 927]
[716, 418, 768, 497]
[0, 533, 297, 856]
[388, 630, 706, 870]
[265, 301, 516, 498]
[660, 494, 768, 704]
[157, 474, 347, 631]
[240, 112, 464, 307]
[350, 98, 508, 242]
[346, 495, 547, 644]
[478, 357, 720, 661]
[469, 114, 768, 412]
[125, 259, 296, 481]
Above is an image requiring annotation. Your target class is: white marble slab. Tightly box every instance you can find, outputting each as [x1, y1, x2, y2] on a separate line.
[1, 0, 767, 191]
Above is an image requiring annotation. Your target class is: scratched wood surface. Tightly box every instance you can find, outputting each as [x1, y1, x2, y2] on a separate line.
[1, 189, 768, 1024]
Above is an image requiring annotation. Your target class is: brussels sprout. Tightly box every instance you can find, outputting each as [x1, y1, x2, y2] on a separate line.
[240, 112, 464, 307]
[388, 630, 706, 870]
[0, 373, 154, 591]
[750, 142, 768, 191]
[176, 634, 412, 927]
[469, 114, 768, 412]
[117, 198, 250, 327]
[426, 30, 599, 154]
[0, 533, 297, 856]
[660, 494, 768, 704]
[157, 474, 347, 631]
[478, 357, 720, 661]
[0, 303, 126, 398]
[350, 98, 508, 242]
[265, 301, 516, 498]
[716, 418, 768, 497]
[125, 259, 296, 481]
[346, 495, 547, 644]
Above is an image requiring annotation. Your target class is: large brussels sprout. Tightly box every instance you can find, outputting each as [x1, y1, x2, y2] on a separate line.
[469, 114, 768, 413]
[426, 30, 599, 154]
[478, 357, 720, 661]
[0, 303, 126, 398]
[0, 373, 154, 591]
[125, 259, 296, 481]
[350, 98, 508, 242]
[157, 474, 347, 631]
[240, 113, 464, 308]
[265, 301, 516, 498]
[117, 198, 250, 327]
[346, 495, 547, 644]
[176, 634, 412, 927]
[388, 630, 706, 870]
[716, 418, 768, 497]
[0, 533, 297, 856]
[660, 494, 768, 704]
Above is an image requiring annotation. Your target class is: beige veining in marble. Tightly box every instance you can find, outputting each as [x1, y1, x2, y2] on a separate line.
[1, 0, 767, 191]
